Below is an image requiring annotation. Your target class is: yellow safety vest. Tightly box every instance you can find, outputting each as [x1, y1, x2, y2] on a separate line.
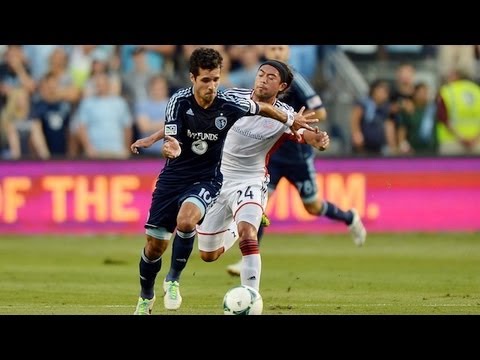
[437, 80, 480, 142]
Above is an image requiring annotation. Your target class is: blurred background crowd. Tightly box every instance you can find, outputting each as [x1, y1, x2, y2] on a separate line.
[1, 44, 479, 160]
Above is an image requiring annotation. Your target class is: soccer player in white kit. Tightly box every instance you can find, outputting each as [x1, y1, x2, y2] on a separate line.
[196, 60, 330, 291]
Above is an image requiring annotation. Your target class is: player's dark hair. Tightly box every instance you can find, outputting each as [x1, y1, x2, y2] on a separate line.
[190, 47, 223, 77]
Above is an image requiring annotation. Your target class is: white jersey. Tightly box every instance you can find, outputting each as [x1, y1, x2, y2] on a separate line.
[221, 88, 294, 180]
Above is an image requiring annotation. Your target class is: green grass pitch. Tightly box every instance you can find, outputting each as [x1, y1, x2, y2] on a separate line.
[0, 232, 479, 315]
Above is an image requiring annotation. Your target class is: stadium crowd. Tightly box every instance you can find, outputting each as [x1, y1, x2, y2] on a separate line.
[1, 45, 480, 160]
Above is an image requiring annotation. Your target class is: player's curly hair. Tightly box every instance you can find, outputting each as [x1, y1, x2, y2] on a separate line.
[190, 47, 223, 77]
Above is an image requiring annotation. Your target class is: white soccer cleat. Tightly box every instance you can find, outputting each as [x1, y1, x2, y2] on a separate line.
[163, 280, 182, 310]
[348, 209, 366, 247]
[134, 295, 156, 315]
[226, 260, 242, 277]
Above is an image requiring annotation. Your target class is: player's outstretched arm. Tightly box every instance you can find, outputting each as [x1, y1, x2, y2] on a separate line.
[257, 103, 318, 138]
[130, 127, 166, 154]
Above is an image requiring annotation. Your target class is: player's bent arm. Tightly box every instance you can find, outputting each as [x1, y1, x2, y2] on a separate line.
[147, 127, 166, 143]
[130, 127, 165, 154]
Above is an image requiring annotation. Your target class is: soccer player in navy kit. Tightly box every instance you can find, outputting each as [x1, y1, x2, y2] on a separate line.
[132, 47, 317, 314]
[226, 45, 367, 276]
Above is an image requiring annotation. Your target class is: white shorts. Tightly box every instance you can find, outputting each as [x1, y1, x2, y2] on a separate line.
[197, 176, 269, 252]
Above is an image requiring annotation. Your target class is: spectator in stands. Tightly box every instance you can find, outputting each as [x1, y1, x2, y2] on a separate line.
[30, 73, 72, 158]
[390, 63, 416, 118]
[120, 45, 176, 74]
[134, 74, 170, 156]
[351, 79, 397, 155]
[23, 45, 58, 82]
[438, 46, 477, 83]
[0, 87, 49, 159]
[68, 45, 96, 89]
[288, 45, 318, 81]
[83, 48, 121, 98]
[397, 82, 437, 155]
[121, 47, 156, 106]
[46, 47, 82, 105]
[0, 45, 36, 109]
[436, 66, 480, 155]
[229, 45, 263, 88]
[74, 73, 132, 159]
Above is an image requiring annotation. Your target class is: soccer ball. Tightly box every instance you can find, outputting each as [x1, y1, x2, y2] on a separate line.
[223, 285, 263, 315]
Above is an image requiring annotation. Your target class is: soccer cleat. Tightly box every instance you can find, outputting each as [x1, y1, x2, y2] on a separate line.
[226, 260, 242, 277]
[348, 209, 366, 247]
[134, 295, 156, 315]
[163, 280, 182, 310]
[261, 213, 271, 227]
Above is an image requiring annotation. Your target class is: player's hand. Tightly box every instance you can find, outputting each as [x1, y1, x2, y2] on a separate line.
[303, 129, 329, 150]
[131, 137, 155, 154]
[314, 131, 330, 151]
[290, 106, 318, 141]
[163, 135, 182, 159]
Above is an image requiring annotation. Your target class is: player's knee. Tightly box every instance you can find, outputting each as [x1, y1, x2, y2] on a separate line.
[199, 249, 222, 262]
[176, 217, 197, 232]
[238, 222, 258, 240]
[145, 235, 168, 258]
[304, 201, 321, 215]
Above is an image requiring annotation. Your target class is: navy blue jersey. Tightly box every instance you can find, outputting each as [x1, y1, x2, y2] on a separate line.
[159, 87, 259, 185]
[270, 69, 324, 164]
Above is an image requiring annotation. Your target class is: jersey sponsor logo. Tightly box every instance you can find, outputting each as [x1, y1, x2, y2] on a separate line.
[215, 116, 227, 130]
[191, 139, 208, 155]
[165, 124, 177, 135]
[230, 125, 271, 140]
[186, 108, 194, 116]
[186, 129, 218, 141]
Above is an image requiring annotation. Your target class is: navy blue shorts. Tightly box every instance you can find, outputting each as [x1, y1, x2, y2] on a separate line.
[267, 155, 318, 202]
[145, 179, 222, 233]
